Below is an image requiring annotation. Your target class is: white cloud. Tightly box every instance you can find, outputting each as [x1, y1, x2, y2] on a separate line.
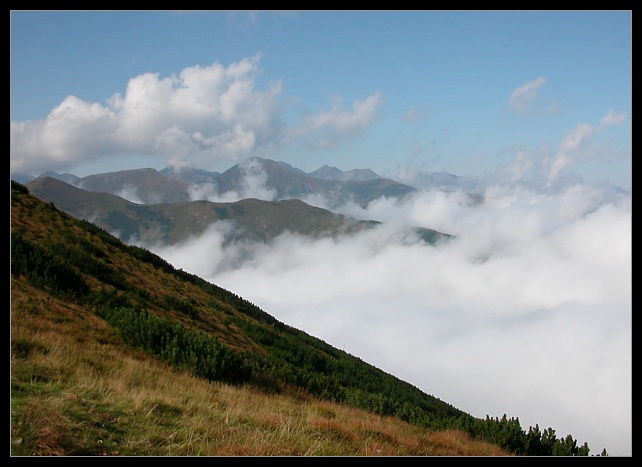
[286, 92, 383, 149]
[114, 185, 144, 204]
[600, 109, 626, 129]
[10, 96, 119, 172]
[187, 157, 277, 203]
[454, 110, 629, 189]
[146, 182, 631, 456]
[233, 157, 278, 201]
[508, 76, 547, 114]
[306, 93, 381, 132]
[547, 123, 595, 183]
[11, 56, 279, 175]
[11, 57, 382, 176]
[546, 110, 627, 184]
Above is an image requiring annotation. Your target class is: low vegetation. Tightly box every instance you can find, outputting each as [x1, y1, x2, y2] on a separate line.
[10, 292, 506, 456]
[11, 180, 601, 456]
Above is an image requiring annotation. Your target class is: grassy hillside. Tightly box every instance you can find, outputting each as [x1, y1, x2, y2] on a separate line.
[10, 181, 595, 456]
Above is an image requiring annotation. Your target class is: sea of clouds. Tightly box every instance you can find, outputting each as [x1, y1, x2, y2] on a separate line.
[142, 172, 631, 456]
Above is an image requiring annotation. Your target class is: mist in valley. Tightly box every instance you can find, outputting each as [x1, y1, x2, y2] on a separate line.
[141, 165, 631, 456]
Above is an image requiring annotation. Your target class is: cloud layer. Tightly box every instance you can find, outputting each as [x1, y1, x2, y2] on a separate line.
[145, 181, 631, 456]
[10, 56, 382, 175]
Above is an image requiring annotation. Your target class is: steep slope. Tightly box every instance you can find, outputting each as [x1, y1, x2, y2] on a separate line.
[10, 181, 594, 456]
[11, 181, 469, 438]
[11, 177, 501, 455]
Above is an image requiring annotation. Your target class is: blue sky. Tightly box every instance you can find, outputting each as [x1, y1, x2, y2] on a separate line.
[10, 10, 631, 189]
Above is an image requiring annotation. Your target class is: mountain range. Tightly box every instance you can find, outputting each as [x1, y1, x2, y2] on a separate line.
[24, 158, 455, 248]
[32, 157, 414, 207]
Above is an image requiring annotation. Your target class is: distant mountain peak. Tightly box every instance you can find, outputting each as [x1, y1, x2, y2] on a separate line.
[36, 171, 81, 186]
[308, 165, 343, 180]
[308, 165, 379, 181]
[160, 165, 221, 184]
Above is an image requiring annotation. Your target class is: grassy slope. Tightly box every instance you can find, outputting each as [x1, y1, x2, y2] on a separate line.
[10, 182, 509, 456]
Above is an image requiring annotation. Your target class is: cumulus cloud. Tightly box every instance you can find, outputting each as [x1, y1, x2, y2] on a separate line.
[10, 96, 120, 173]
[145, 181, 631, 456]
[508, 76, 547, 114]
[11, 56, 382, 176]
[11, 55, 279, 174]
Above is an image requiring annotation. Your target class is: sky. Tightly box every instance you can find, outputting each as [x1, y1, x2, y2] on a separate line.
[10, 11, 632, 456]
[10, 10, 631, 189]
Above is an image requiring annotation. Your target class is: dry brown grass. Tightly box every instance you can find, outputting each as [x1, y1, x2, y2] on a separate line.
[11, 278, 510, 456]
[11, 189, 510, 456]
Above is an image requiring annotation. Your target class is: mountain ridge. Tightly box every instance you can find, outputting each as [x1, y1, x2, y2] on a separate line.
[31, 156, 422, 207]
[25, 176, 452, 247]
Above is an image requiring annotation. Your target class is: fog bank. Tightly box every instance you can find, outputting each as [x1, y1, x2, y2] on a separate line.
[145, 183, 631, 456]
